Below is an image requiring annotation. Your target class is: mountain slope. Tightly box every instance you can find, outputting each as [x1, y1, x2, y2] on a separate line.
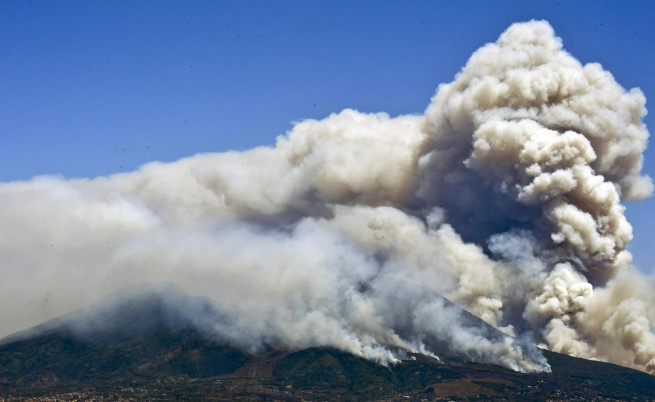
[1, 283, 654, 400]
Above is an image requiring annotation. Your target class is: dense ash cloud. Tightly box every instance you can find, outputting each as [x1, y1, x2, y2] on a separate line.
[1, 20, 653, 373]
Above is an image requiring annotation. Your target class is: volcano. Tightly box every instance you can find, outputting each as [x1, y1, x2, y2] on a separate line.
[1, 283, 653, 400]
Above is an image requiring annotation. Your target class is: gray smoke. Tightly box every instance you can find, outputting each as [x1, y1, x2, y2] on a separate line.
[1, 20, 653, 373]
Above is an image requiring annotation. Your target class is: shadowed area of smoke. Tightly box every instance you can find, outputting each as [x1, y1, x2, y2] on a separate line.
[1, 20, 654, 373]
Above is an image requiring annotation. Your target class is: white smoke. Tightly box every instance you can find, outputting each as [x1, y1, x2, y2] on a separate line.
[1, 20, 653, 373]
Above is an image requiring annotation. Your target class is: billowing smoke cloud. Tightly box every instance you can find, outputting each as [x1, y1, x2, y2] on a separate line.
[1, 20, 653, 373]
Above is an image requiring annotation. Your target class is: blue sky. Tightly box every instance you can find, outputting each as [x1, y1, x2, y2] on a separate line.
[2, 1, 654, 270]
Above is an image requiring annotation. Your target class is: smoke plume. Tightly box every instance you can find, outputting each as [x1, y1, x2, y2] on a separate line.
[1, 20, 654, 373]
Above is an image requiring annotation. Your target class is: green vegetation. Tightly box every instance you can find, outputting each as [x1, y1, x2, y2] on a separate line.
[2, 331, 655, 400]
[271, 347, 463, 398]
[0, 327, 250, 386]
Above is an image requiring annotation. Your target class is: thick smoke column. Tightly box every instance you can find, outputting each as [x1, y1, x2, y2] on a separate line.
[418, 20, 654, 372]
[1, 21, 653, 373]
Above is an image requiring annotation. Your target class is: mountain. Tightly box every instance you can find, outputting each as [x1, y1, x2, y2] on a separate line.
[0, 282, 235, 346]
[1, 283, 654, 400]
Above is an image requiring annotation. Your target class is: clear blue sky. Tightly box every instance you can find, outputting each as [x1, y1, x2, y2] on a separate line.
[2, 1, 654, 270]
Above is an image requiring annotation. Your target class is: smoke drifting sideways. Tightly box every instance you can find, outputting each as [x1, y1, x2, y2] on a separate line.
[1, 20, 654, 373]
